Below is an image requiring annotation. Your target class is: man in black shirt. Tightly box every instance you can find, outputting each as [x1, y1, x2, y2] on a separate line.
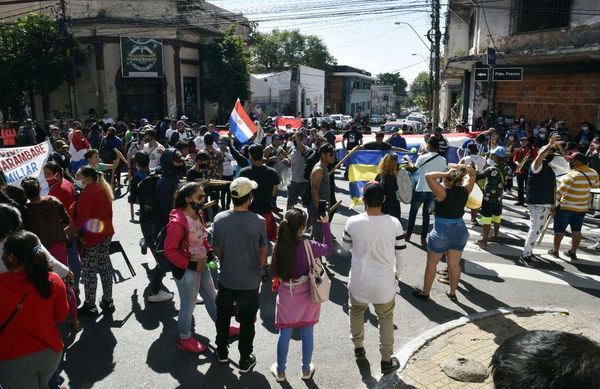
[343, 125, 363, 151]
[239, 144, 280, 242]
[362, 132, 409, 152]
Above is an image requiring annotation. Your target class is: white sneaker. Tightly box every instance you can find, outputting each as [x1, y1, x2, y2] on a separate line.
[147, 290, 174, 303]
[196, 297, 204, 304]
[588, 241, 600, 251]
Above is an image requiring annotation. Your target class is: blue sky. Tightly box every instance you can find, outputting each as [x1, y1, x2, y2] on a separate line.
[210, 0, 437, 83]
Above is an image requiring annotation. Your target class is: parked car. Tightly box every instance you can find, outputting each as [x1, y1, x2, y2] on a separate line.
[380, 121, 419, 134]
[329, 114, 350, 130]
[369, 114, 384, 125]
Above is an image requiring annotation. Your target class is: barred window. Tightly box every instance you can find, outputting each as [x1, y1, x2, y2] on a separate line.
[514, 0, 571, 33]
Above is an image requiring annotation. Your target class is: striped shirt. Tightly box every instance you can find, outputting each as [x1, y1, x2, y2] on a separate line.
[342, 213, 405, 304]
[557, 166, 600, 212]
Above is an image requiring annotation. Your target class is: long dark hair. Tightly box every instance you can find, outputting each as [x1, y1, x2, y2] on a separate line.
[78, 165, 113, 201]
[273, 208, 307, 280]
[3, 231, 52, 298]
[173, 182, 203, 209]
[44, 160, 74, 183]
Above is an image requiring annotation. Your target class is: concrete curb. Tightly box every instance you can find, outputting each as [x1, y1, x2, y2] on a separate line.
[375, 306, 569, 389]
[395, 306, 568, 373]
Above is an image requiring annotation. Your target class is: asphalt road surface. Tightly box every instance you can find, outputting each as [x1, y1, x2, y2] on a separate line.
[59, 170, 600, 389]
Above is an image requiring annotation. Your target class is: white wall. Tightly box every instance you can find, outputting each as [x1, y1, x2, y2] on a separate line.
[298, 65, 325, 116]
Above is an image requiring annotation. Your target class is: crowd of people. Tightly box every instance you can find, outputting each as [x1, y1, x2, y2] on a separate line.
[0, 111, 599, 388]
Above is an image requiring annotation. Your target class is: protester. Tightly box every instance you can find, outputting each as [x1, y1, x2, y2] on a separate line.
[476, 147, 513, 246]
[342, 182, 405, 375]
[65, 166, 115, 315]
[69, 129, 91, 173]
[142, 129, 165, 170]
[287, 131, 309, 209]
[517, 136, 559, 267]
[490, 330, 600, 389]
[513, 136, 537, 206]
[219, 139, 235, 210]
[550, 152, 599, 260]
[127, 151, 150, 222]
[413, 166, 475, 301]
[375, 153, 401, 221]
[309, 144, 335, 241]
[212, 177, 267, 373]
[270, 208, 332, 381]
[0, 231, 68, 389]
[459, 143, 486, 224]
[405, 137, 448, 246]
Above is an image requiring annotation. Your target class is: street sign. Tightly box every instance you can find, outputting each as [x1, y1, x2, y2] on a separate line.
[474, 68, 489, 81]
[486, 47, 496, 66]
[492, 67, 523, 81]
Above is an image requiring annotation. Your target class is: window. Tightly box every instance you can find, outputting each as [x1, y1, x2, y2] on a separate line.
[513, 0, 571, 33]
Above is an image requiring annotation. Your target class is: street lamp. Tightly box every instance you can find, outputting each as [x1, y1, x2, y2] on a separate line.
[412, 53, 429, 64]
[394, 22, 430, 51]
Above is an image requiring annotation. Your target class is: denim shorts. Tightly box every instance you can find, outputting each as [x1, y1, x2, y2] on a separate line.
[427, 219, 469, 253]
[553, 208, 586, 234]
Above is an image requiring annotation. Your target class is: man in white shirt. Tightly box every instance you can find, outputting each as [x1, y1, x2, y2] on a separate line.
[142, 129, 165, 170]
[404, 137, 448, 246]
[342, 182, 406, 375]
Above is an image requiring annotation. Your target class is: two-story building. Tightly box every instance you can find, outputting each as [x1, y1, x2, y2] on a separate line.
[440, 0, 600, 133]
[1, 0, 248, 123]
[327, 66, 376, 117]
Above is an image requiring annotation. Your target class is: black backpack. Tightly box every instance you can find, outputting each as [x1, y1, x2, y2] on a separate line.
[137, 173, 160, 215]
[99, 138, 116, 163]
[16, 127, 32, 146]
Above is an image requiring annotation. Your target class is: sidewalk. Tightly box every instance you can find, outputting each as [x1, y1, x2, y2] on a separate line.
[394, 308, 600, 388]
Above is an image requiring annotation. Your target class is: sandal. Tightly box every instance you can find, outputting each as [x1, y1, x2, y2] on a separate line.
[436, 269, 448, 276]
[446, 291, 458, 302]
[412, 289, 430, 301]
[488, 237, 499, 243]
[437, 276, 450, 284]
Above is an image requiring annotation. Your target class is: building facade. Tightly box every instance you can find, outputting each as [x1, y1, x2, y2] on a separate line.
[370, 84, 401, 115]
[441, 0, 600, 132]
[327, 66, 375, 117]
[1, 0, 248, 123]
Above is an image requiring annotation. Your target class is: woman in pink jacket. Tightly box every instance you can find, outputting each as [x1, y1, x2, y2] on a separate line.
[164, 182, 238, 353]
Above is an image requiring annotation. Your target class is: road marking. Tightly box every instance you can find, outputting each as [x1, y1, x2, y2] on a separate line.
[464, 261, 600, 290]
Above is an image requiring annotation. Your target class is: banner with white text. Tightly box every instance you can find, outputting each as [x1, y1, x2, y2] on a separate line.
[0, 141, 52, 193]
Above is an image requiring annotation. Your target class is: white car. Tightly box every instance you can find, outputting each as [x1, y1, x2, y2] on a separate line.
[329, 114, 350, 130]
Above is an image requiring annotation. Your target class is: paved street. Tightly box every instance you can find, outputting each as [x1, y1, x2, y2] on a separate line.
[59, 171, 600, 389]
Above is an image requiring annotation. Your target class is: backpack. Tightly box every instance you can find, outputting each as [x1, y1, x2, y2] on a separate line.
[16, 127, 32, 146]
[99, 138, 116, 163]
[137, 173, 160, 215]
[396, 168, 413, 204]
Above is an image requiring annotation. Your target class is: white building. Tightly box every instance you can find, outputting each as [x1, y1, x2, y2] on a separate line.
[371, 84, 398, 115]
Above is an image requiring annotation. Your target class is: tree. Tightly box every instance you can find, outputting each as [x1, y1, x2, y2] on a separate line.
[0, 13, 82, 123]
[408, 71, 430, 109]
[204, 25, 251, 123]
[250, 29, 335, 73]
[376, 72, 408, 96]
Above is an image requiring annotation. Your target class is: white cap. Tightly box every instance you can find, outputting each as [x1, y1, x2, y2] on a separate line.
[230, 177, 258, 198]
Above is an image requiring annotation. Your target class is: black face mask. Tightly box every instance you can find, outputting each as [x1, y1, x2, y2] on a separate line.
[190, 202, 202, 212]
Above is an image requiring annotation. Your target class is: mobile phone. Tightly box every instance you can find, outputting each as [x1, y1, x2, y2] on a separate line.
[318, 200, 328, 217]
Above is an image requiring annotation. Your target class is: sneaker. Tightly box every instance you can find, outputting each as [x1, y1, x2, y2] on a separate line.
[547, 249, 560, 258]
[148, 290, 174, 303]
[216, 348, 229, 363]
[564, 250, 578, 261]
[177, 337, 207, 353]
[77, 302, 99, 316]
[270, 362, 286, 382]
[381, 356, 400, 375]
[516, 255, 533, 268]
[228, 325, 240, 337]
[99, 299, 115, 314]
[354, 347, 366, 361]
[514, 201, 524, 206]
[196, 296, 204, 304]
[301, 363, 315, 380]
[139, 238, 147, 255]
[588, 241, 600, 250]
[239, 354, 257, 373]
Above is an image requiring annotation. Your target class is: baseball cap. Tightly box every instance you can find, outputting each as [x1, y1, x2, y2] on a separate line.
[53, 140, 69, 150]
[491, 146, 507, 158]
[140, 118, 149, 125]
[566, 152, 588, 164]
[180, 115, 189, 121]
[230, 177, 258, 198]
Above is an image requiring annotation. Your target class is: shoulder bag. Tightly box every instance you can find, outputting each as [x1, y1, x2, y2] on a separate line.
[0, 293, 28, 334]
[304, 239, 331, 303]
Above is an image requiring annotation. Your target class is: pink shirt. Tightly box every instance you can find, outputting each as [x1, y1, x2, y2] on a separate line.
[186, 215, 207, 261]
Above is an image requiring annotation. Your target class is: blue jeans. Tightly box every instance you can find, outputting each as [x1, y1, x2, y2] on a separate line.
[174, 269, 201, 339]
[198, 269, 218, 322]
[407, 191, 434, 238]
[277, 326, 314, 374]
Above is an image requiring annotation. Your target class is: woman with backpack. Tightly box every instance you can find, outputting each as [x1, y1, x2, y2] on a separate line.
[376, 154, 401, 221]
[0, 230, 69, 388]
[270, 208, 331, 382]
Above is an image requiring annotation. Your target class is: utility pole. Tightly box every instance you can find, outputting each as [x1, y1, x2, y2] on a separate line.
[59, 0, 78, 118]
[432, 0, 441, 128]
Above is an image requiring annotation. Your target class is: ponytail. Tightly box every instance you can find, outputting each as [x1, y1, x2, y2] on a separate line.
[272, 208, 307, 280]
[78, 165, 114, 202]
[3, 231, 52, 298]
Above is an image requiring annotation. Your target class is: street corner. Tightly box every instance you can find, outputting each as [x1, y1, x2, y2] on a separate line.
[392, 307, 600, 389]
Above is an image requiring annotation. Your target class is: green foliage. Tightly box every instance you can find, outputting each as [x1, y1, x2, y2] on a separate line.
[376, 72, 408, 96]
[250, 29, 335, 73]
[408, 71, 430, 109]
[204, 25, 251, 115]
[0, 13, 82, 119]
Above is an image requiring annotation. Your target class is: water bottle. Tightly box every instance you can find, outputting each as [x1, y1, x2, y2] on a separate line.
[206, 251, 218, 270]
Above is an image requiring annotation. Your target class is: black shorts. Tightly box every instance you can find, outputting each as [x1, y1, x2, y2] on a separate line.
[480, 200, 502, 218]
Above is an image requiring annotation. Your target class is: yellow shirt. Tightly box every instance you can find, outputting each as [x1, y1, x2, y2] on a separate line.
[557, 166, 600, 212]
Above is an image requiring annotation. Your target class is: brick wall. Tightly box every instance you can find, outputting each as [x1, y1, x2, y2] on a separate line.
[494, 72, 600, 133]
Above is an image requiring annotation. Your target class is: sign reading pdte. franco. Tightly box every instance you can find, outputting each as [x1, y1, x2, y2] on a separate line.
[492, 67, 523, 82]
[120, 37, 164, 78]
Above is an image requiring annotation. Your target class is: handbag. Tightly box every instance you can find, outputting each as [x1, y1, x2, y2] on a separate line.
[304, 239, 331, 303]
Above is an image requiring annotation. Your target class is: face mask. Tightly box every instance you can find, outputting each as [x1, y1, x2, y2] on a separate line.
[487, 158, 495, 166]
[74, 179, 85, 189]
[46, 173, 59, 187]
[520, 118, 524, 122]
[539, 133, 546, 139]
[583, 126, 589, 131]
[190, 202, 202, 212]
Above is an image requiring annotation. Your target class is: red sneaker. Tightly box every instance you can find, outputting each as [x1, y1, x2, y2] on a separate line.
[177, 337, 207, 353]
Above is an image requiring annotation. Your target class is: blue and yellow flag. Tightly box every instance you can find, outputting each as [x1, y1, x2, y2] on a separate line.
[347, 150, 389, 206]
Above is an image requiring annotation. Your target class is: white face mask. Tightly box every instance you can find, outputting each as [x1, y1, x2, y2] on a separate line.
[487, 158, 495, 166]
[539, 133, 546, 139]
[74, 179, 85, 189]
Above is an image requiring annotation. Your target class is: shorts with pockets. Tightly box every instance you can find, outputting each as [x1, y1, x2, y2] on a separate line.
[553, 208, 585, 234]
[480, 200, 503, 224]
